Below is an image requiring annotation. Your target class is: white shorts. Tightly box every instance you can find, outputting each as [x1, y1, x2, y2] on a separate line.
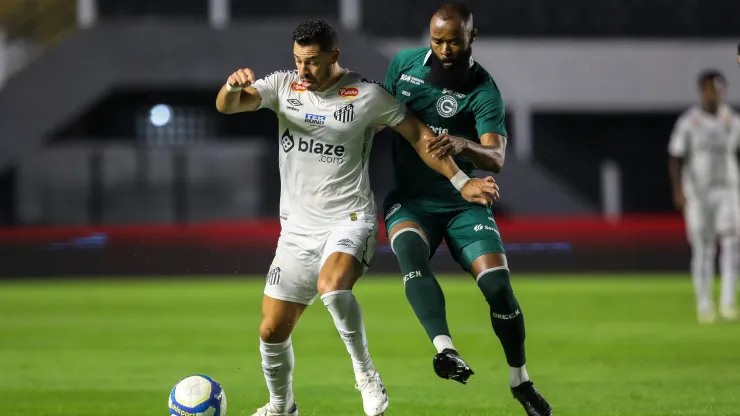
[263, 219, 378, 305]
[685, 188, 740, 241]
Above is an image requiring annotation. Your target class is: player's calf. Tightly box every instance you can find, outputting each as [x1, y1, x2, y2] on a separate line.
[258, 296, 306, 414]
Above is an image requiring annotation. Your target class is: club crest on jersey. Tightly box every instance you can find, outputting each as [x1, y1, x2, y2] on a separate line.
[334, 103, 356, 123]
[339, 87, 359, 98]
[437, 95, 458, 118]
[291, 81, 307, 92]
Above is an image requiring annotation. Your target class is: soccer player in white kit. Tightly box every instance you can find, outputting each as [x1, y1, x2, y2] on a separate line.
[215, 19, 499, 416]
[668, 70, 740, 323]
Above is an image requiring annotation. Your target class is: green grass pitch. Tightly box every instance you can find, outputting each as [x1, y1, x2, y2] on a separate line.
[1, 274, 739, 416]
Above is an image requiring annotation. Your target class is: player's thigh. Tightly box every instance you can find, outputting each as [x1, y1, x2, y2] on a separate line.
[444, 205, 506, 274]
[260, 295, 308, 343]
[317, 220, 377, 294]
[264, 235, 322, 308]
[685, 199, 716, 242]
[384, 194, 444, 256]
[715, 191, 740, 237]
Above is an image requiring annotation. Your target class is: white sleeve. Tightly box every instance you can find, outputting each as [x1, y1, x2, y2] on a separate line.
[668, 116, 689, 157]
[365, 83, 407, 127]
[251, 71, 286, 112]
[732, 115, 740, 150]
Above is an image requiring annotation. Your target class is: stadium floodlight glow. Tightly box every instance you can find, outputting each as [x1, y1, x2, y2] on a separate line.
[149, 104, 173, 127]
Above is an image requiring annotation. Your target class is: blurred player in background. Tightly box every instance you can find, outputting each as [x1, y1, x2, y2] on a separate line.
[669, 70, 740, 323]
[379, 2, 551, 415]
[216, 18, 498, 416]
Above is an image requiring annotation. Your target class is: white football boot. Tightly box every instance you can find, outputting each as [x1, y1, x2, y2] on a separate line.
[251, 401, 298, 416]
[720, 306, 738, 321]
[355, 370, 389, 416]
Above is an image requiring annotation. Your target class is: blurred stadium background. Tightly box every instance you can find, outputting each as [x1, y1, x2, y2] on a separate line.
[1, 1, 740, 415]
[0, 0, 738, 276]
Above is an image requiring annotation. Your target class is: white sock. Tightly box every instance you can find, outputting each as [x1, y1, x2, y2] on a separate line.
[432, 335, 456, 353]
[259, 337, 295, 411]
[691, 238, 716, 312]
[510, 365, 530, 387]
[321, 290, 374, 378]
[720, 236, 738, 310]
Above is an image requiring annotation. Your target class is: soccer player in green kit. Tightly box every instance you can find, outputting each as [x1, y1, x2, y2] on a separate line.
[381, 2, 552, 415]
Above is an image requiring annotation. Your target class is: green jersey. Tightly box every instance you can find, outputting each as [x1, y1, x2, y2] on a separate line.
[384, 47, 508, 203]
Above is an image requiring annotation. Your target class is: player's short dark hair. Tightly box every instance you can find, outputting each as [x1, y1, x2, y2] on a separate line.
[292, 18, 338, 52]
[697, 69, 726, 88]
[435, 1, 474, 28]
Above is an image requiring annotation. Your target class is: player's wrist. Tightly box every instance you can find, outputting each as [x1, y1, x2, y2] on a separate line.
[450, 170, 471, 191]
[225, 82, 243, 93]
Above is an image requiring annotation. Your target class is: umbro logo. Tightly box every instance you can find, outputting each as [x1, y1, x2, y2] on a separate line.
[286, 98, 302, 112]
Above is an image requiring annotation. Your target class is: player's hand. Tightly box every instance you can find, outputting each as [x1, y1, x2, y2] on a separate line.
[460, 176, 499, 206]
[673, 189, 686, 213]
[426, 133, 467, 159]
[227, 68, 256, 89]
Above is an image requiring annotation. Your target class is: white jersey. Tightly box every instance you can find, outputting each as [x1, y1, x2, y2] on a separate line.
[252, 69, 407, 233]
[668, 104, 740, 199]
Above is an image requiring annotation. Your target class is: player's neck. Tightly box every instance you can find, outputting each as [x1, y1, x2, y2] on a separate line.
[316, 65, 347, 92]
[701, 102, 721, 115]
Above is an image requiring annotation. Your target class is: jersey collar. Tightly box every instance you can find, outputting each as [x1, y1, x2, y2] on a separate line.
[422, 48, 475, 68]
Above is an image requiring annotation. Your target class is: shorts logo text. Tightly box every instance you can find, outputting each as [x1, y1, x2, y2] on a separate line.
[474, 224, 498, 234]
[385, 203, 401, 220]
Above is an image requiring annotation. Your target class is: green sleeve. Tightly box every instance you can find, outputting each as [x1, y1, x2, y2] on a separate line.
[473, 88, 508, 138]
[384, 54, 401, 97]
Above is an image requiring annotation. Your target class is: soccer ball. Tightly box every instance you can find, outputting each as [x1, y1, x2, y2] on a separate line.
[169, 374, 227, 416]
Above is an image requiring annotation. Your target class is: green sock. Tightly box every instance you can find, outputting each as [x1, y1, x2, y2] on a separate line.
[391, 230, 451, 344]
[477, 267, 526, 367]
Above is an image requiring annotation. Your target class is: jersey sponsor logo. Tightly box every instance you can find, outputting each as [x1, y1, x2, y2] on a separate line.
[400, 74, 424, 85]
[385, 203, 401, 220]
[280, 129, 295, 152]
[339, 87, 359, 97]
[266, 264, 281, 285]
[334, 103, 356, 123]
[286, 98, 302, 112]
[291, 81, 307, 92]
[428, 125, 449, 135]
[437, 95, 458, 118]
[280, 128, 346, 164]
[304, 113, 326, 126]
[442, 88, 466, 99]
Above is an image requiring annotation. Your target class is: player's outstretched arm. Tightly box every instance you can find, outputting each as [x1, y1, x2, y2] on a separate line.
[427, 132, 506, 173]
[392, 113, 499, 206]
[215, 68, 262, 114]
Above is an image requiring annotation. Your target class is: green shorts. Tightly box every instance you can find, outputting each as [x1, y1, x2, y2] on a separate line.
[383, 190, 505, 272]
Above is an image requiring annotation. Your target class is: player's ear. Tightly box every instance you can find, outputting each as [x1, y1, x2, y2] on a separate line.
[331, 48, 339, 64]
[470, 28, 477, 44]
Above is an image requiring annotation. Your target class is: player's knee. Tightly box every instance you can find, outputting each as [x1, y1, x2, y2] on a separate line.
[391, 228, 430, 262]
[317, 268, 356, 295]
[259, 318, 293, 344]
[476, 267, 515, 306]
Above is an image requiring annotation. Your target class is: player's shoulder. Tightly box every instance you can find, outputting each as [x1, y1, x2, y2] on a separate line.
[345, 71, 393, 96]
[390, 48, 429, 68]
[468, 62, 504, 103]
[677, 106, 702, 126]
